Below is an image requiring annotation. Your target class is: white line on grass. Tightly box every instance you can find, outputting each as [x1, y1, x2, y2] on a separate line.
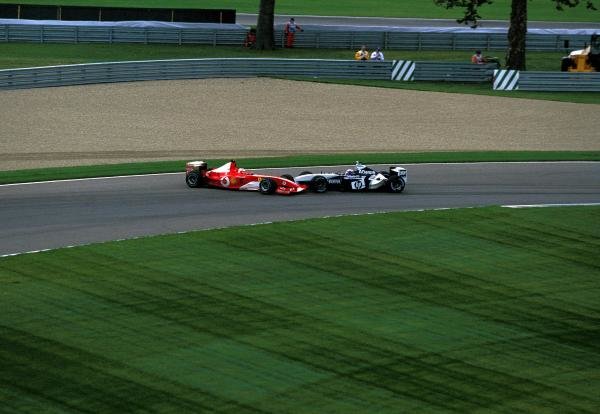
[502, 203, 600, 208]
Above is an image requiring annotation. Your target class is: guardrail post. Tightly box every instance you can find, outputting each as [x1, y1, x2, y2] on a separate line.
[384, 31, 389, 50]
[213, 30, 217, 46]
[75, 26, 78, 43]
[316, 32, 320, 49]
[4, 25, 8, 42]
[417, 33, 421, 51]
[486, 34, 490, 51]
[145, 28, 148, 45]
[178, 29, 182, 46]
[109, 27, 113, 44]
[451, 34, 455, 51]
[40, 26, 44, 43]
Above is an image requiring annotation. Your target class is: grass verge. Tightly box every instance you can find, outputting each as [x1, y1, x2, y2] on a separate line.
[0, 44, 572, 72]
[288, 78, 600, 104]
[1, 205, 599, 412]
[2, 151, 600, 185]
[0, 0, 597, 21]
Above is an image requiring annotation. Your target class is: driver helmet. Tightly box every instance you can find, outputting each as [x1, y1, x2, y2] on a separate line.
[355, 161, 365, 170]
[345, 168, 354, 175]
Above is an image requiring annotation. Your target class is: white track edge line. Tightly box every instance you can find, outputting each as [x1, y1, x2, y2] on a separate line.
[2, 161, 599, 188]
[6, 203, 600, 259]
[0, 206, 473, 258]
[502, 203, 600, 208]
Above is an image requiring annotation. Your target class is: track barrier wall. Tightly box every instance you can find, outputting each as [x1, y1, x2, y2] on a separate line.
[0, 5, 235, 23]
[494, 70, 600, 91]
[1, 59, 598, 91]
[0, 23, 595, 52]
[0, 59, 392, 90]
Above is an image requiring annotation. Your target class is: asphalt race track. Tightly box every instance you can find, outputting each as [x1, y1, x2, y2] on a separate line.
[236, 14, 600, 30]
[1, 162, 600, 257]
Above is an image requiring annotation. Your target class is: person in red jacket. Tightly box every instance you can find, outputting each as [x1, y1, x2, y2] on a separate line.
[471, 50, 486, 64]
[284, 17, 303, 48]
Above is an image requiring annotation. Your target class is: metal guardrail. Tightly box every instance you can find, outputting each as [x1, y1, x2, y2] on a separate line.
[0, 24, 246, 45]
[0, 24, 594, 51]
[0, 59, 393, 90]
[391, 60, 497, 82]
[3, 59, 597, 91]
[414, 62, 498, 82]
[290, 31, 592, 52]
[519, 71, 600, 91]
[493, 69, 600, 91]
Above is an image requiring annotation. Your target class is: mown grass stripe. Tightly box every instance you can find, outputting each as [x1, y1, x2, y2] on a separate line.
[1, 206, 599, 412]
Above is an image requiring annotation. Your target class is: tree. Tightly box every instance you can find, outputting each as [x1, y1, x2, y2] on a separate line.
[256, 0, 276, 50]
[434, 0, 597, 70]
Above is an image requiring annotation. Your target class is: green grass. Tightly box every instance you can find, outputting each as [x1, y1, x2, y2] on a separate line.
[0, 0, 598, 21]
[1, 206, 599, 412]
[298, 78, 600, 104]
[0, 44, 571, 72]
[2, 151, 600, 185]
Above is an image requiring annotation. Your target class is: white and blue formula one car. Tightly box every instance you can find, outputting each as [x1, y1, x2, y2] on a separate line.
[292, 162, 407, 193]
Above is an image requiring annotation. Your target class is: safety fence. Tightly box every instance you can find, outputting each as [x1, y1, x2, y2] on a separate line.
[494, 70, 600, 91]
[392, 61, 498, 82]
[0, 23, 594, 52]
[0, 24, 246, 46]
[1, 59, 597, 91]
[0, 5, 235, 23]
[0, 59, 393, 90]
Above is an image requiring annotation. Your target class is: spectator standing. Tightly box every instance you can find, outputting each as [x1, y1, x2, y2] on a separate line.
[243, 28, 256, 48]
[284, 17, 303, 48]
[354, 45, 369, 61]
[370, 47, 384, 61]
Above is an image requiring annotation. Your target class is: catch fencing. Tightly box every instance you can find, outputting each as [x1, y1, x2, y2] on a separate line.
[0, 23, 594, 52]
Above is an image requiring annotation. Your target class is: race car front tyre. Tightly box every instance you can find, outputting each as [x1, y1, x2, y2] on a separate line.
[280, 174, 295, 182]
[259, 178, 277, 194]
[387, 176, 405, 193]
[311, 176, 328, 193]
[186, 172, 203, 188]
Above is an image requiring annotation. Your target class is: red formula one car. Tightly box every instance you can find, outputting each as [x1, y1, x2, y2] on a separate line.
[185, 160, 306, 195]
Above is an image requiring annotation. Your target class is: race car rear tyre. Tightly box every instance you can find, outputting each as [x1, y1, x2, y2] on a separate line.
[387, 176, 405, 193]
[259, 178, 277, 195]
[311, 176, 328, 193]
[280, 174, 295, 182]
[186, 172, 203, 188]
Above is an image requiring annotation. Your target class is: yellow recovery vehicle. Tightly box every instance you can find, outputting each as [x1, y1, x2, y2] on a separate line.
[561, 34, 600, 72]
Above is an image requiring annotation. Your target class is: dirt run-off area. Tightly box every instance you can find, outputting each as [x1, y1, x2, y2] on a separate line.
[1, 78, 599, 171]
